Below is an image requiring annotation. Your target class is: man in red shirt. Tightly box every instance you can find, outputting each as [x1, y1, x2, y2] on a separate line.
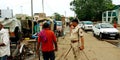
[36, 23, 58, 60]
[113, 20, 117, 28]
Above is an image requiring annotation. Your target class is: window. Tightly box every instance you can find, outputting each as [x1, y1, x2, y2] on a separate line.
[112, 12, 116, 16]
[108, 12, 111, 16]
[108, 18, 110, 22]
[103, 13, 106, 17]
[95, 24, 100, 29]
[100, 23, 113, 28]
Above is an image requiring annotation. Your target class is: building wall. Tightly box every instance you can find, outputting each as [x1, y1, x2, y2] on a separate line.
[102, 6, 120, 24]
[15, 14, 28, 20]
[0, 9, 13, 18]
[34, 13, 46, 20]
[102, 10, 118, 24]
[118, 8, 120, 24]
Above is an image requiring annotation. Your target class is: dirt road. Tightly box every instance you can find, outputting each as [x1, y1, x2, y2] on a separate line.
[55, 31, 120, 60]
[32, 29, 120, 60]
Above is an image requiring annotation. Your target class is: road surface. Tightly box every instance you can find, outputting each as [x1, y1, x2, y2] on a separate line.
[28, 27, 120, 60]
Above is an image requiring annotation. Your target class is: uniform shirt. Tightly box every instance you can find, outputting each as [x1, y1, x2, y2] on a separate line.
[38, 29, 56, 52]
[0, 28, 10, 57]
[70, 25, 83, 41]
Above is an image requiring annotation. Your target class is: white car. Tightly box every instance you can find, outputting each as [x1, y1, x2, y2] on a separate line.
[82, 21, 93, 31]
[78, 22, 83, 28]
[92, 23, 119, 39]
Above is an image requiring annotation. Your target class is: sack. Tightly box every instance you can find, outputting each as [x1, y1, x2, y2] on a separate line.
[38, 30, 47, 42]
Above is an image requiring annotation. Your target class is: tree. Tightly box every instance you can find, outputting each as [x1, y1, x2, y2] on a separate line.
[54, 13, 62, 21]
[26, 16, 32, 20]
[69, 17, 74, 21]
[16, 17, 21, 20]
[70, 0, 115, 21]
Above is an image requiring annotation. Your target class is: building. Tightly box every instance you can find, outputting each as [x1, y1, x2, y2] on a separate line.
[0, 9, 13, 18]
[102, 5, 120, 24]
[15, 14, 28, 20]
[34, 13, 46, 20]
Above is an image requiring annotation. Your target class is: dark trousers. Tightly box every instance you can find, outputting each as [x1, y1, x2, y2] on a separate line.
[42, 51, 55, 60]
[0, 55, 7, 60]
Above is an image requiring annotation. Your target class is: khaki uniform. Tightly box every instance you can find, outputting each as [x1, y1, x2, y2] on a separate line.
[70, 25, 83, 59]
[70, 25, 83, 40]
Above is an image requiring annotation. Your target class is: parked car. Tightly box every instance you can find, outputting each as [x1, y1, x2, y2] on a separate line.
[92, 23, 119, 39]
[79, 22, 83, 28]
[56, 21, 63, 36]
[82, 21, 93, 31]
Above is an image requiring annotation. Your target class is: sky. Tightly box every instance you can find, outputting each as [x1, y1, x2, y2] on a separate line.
[0, 0, 120, 17]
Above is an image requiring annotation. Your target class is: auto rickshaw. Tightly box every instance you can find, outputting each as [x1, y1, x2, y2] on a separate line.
[32, 18, 57, 38]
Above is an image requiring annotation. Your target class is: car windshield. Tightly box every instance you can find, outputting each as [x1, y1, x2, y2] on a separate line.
[57, 21, 62, 26]
[83, 21, 93, 25]
[100, 23, 113, 28]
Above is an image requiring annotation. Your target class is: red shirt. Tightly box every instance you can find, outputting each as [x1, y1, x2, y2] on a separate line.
[38, 29, 56, 52]
[114, 23, 117, 28]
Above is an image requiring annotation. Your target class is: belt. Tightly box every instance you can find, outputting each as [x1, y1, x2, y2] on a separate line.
[71, 40, 79, 43]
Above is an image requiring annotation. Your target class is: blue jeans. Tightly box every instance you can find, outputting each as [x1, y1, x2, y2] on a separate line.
[0, 55, 7, 60]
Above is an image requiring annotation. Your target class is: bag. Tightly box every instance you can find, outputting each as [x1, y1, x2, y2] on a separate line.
[39, 30, 47, 42]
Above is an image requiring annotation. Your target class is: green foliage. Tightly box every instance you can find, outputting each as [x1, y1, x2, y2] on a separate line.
[16, 18, 21, 20]
[26, 16, 32, 20]
[26, 17, 29, 20]
[70, 0, 115, 21]
[69, 17, 74, 21]
[54, 13, 62, 21]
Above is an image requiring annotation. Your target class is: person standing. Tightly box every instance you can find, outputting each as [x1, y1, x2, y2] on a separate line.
[70, 19, 84, 59]
[0, 23, 10, 60]
[113, 20, 117, 28]
[36, 23, 58, 60]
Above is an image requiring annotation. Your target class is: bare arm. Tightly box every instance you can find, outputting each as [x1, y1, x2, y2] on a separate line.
[53, 32, 58, 51]
[79, 36, 84, 50]
[53, 41, 58, 51]
[81, 36, 84, 46]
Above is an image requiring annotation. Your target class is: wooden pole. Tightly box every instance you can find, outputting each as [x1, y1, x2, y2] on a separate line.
[31, 0, 34, 35]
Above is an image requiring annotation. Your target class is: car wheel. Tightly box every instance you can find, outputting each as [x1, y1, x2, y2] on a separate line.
[99, 33, 103, 40]
[115, 36, 118, 40]
[92, 31, 96, 37]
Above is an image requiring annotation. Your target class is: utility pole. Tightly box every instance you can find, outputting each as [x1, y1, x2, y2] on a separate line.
[20, 6, 23, 14]
[65, 11, 66, 17]
[74, 12, 76, 18]
[31, 0, 34, 35]
[42, 0, 44, 13]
